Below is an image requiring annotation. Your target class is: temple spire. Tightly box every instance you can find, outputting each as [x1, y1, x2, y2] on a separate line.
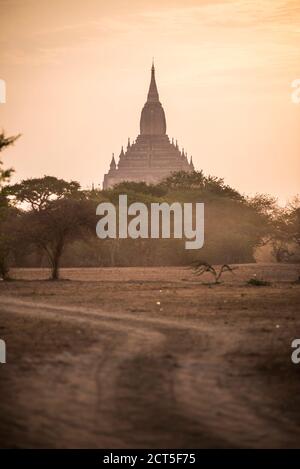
[190, 155, 194, 170]
[147, 60, 159, 102]
[140, 62, 166, 135]
[110, 153, 116, 169]
[119, 146, 125, 159]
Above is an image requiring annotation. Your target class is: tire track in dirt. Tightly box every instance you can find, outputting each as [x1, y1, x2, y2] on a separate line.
[0, 296, 298, 447]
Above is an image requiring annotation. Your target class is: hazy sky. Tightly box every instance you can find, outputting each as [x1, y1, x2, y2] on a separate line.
[0, 0, 299, 202]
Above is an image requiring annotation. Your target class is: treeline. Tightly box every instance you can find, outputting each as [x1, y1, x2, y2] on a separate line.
[0, 132, 299, 280]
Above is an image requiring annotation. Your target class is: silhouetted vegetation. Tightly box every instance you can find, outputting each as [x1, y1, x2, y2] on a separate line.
[247, 278, 271, 287]
[0, 132, 20, 279]
[19, 198, 95, 280]
[6, 176, 81, 211]
[192, 261, 237, 284]
[1, 155, 300, 279]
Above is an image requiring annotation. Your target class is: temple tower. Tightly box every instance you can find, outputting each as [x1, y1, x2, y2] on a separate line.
[103, 63, 194, 189]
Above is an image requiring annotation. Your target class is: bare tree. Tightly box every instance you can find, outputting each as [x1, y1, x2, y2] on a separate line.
[192, 261, 237, 284]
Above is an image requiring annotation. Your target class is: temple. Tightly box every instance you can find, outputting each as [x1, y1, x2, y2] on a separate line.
[103, 63, 194, 189]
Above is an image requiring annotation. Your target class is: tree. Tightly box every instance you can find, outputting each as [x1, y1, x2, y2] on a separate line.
[161, 170, 206, 190]
[20, 198, 95, 280]
[260, 196, 300, 263]
[0, 132, 20, 153]
[286, 197, 300, 249]
[0, 132, 20, 205]
[245, 194, 279, 251]
[6, 175, 81, 211]
[0, 206, 20, 280]
[110, 181, 167, 198]
[0, 132, 20, 279]
[204, 175, 242, 200]
[246, 193, 278, 219]
[269, 206, 291, 262]
[160, 170, 242, 201]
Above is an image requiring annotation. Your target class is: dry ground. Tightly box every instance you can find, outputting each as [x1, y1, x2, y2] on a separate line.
[0, 264, 300, 448]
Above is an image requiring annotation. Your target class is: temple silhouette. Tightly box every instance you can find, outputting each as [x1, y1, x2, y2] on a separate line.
[103, 62, 194, 189]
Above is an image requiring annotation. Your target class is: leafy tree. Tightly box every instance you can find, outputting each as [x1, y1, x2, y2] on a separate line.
[0, 206, 20, 280]
[246, 193, 278, 219]
[111, 181, 167, 198]
[161, 170, 206, 190]
[0, 132, 20, 154]
[204, 175, 242, 200]
[6, 175, 81, 211]
[160, 171, 242, 201]
[286, 196, 300, 249]
[259, 196, 300, 262]
[20, 198, 95, 280]
[0, 132, 20, 205]
[245, 194, 278, 249]
[269, 207, 291, 262]
[0, 132, 20, 279]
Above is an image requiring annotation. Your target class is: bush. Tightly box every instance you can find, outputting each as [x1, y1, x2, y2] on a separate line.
[247, 278, 271, 286]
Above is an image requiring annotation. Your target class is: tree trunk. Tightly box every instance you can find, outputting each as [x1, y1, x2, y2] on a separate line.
[51, 261, 59, 280]
[0, 258, 10, 281]
[50, 241, 64, 280]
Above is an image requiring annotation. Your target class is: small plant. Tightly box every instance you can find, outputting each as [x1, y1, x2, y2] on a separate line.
[191, 261, 237, 284]
[247, 278, 270, 286]
[293, 271, 300, 284]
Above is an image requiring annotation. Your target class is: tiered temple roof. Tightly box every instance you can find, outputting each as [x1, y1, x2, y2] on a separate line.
[103, 63, 194, 189]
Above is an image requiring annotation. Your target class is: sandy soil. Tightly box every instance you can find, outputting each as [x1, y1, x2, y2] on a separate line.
[0, 264, 300, 448]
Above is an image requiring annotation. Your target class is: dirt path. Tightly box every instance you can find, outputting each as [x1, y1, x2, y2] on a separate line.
[0, 295, 299, 448]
